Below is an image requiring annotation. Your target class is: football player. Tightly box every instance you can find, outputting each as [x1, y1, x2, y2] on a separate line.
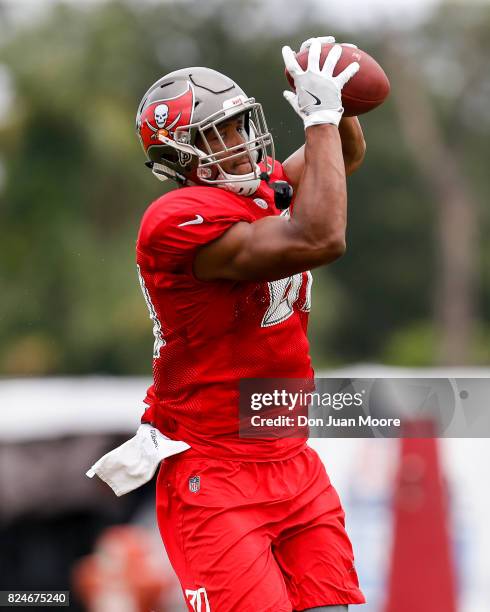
[135, 36, 366, 612]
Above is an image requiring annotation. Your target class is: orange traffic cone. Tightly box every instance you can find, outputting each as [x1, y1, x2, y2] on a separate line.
[385, 421, 457, 612]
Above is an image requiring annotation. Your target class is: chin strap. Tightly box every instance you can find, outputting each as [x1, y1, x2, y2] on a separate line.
[216, 166, 262, 197]
[145, 161, 186, 185]
[259, 172, 294, 210]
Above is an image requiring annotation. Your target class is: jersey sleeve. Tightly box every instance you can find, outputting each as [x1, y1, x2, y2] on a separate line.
[138, 187, 255, 275]
[260, 157, 297, 211]
[259, 157, 291, 183]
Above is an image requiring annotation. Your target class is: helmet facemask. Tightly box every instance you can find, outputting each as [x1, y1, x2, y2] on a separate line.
[189, 99, 273, 195]
[169, 98, 274, 196]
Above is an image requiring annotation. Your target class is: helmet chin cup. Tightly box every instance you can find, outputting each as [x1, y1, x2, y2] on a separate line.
[216, 166, 261, 197]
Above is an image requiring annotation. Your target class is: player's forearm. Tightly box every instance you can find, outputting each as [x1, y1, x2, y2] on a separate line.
[193, 126, 348, 282]
[339, 116, 366, 176]
[282, 119, 365, 187]
[289, 124, 347, 258]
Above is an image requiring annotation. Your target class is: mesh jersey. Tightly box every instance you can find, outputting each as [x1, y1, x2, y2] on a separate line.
[136, 161, 314, 460]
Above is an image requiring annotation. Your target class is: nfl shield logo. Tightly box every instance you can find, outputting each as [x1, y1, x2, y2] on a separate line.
[189, 475, 200, 493]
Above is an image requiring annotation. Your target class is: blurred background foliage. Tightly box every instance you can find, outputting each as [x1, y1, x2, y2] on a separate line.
[0, 0, 489, 375]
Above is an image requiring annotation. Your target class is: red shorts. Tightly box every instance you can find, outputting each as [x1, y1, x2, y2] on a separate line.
[156, 445, 365, 611]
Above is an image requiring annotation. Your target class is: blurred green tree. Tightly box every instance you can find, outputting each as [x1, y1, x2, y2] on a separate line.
[0, 0, 488, 374]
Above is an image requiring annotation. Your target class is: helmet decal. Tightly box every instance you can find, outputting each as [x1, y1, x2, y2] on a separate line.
[154, 104, 169, 128]
[178, 150, 193, 168]
[139, 84, 195, 148]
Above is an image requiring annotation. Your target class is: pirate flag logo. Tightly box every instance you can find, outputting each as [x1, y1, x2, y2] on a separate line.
[138, 84, 195, 146]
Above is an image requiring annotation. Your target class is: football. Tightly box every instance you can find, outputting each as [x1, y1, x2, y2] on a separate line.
[285, 43, 390, 116]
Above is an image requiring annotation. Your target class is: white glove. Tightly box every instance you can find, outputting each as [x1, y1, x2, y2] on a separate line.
[300, 36, 358, 52]
[282, 39, 360, 129]
[300, 35, 336, 52]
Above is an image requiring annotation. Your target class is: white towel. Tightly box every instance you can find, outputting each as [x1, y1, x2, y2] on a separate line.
[86, 424, 190, 496]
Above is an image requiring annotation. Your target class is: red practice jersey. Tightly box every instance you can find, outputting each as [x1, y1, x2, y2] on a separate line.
[136, 161, 313, 460]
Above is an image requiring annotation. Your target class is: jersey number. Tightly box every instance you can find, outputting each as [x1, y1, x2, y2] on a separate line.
[137, 266, 312, 356]
[261, 271, 312, 327]
[185, 588, 210, 612]
[137, 264, 166, 358]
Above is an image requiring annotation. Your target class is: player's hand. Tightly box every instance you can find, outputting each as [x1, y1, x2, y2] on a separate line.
[300, 35, 336, 52]
[282, 39, 360, 129]
[300, 36, 358, 52]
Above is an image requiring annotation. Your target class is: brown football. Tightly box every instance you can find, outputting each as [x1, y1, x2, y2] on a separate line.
[285, 43, 390, 116]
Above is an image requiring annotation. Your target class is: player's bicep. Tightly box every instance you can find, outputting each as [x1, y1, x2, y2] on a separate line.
[282, 146, 305, 190]
[193, 216, 327, 282]
[283, 120, 366, 181]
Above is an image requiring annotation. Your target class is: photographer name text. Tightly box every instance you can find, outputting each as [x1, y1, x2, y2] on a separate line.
[250, 414, 401, 428]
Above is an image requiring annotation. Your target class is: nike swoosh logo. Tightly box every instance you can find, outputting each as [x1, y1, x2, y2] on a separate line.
[178, 214, 204, 227]
[304, 89, 321, 106]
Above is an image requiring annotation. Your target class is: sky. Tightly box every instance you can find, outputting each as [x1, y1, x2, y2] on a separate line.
[0, 0, 444, 31]
[0, 0, 446, 130]
[0, 0, 487, 125]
